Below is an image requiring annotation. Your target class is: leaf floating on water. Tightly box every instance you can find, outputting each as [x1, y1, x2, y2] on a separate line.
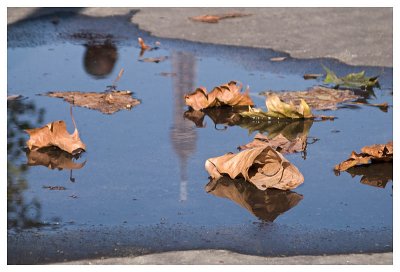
[347, 101, 389, 112]
[45, 90, 140, 114]
[303, 74, 323, 80]
[189, 12, 251, 23]
[25, 120, 86, 155]
[184, 81, 254, 111]
[240, 93, 313, 119]
[205, 177, 303, 221]
[205, 146, 304, 191]
[138, 37, 151, 51]
[7, 95, 24, 101]
[238, 133, 307, 155]
[334, 141, 393, 172]
[139, 56, 168, 63]
[323, 65, 379, 89]
[260, 86, 359, 111]
[26, 147, 86, 170]
[270, 57, 287, 62]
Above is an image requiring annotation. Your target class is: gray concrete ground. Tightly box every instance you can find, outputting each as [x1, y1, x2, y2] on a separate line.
[8, 7, 392, 67]
[6, 7, 394, 265]
[61, 250, 392, 265]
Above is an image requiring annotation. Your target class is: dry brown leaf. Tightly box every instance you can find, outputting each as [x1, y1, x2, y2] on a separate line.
[26, 147, 86, 170]
[189, 12, 251, 23]
[238, 133, 306, 154]
[334, 141, 393, 172]
[45, 90, 140, 114]
[205, 177, 303, 221]
[139, 56, 168, 63]
[25, 120, 86, 155]
[347, 101, 389, 112]
[303, 74, 323, 80]
[184, 81, 254, 111]
[205, 146, 304, 191]
[270, 57, 287, 62]
[138, 37, 151, 51]
[260, 86, 359, 111]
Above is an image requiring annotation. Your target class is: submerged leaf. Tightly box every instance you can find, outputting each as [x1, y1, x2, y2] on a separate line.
[205, 146, 304, 191]
[45, 90, 140, 114]
[26, 147, 86, 170]
[184, 81, 254, 111]
[260, 86, 359, 111]
[323, 65, 379, 89]
[189, 12, 251, 23]
[205, 177, 303, 221]
[25, 120, 86, 155]
[334, 141, 393, 171]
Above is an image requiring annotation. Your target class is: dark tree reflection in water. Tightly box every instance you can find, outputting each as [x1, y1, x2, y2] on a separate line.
[7, 98, 45, 229]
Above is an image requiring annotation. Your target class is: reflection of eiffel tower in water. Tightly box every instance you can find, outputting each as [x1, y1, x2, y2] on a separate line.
[170, 52, 197, 201]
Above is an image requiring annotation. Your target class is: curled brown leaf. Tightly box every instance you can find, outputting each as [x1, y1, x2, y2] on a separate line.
[205, 146, 304, 191]
[184, 81, 254, 111]
[334, 141, 393, 172]
[25, 120, 86, 155]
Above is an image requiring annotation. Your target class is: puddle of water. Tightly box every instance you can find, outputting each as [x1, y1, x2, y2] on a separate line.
[7, 12, 392, 261]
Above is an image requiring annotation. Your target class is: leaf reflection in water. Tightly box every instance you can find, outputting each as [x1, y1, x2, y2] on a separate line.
[343, 162, 392, 188]
[205, 177, 303, 222]
[25, 146, 86, 170]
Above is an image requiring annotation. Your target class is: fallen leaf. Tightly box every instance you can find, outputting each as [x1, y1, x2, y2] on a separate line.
[139, 56, 168, 63]
[240, 93, 313, 119]
[26, 147, 86, 170]
[205, 146, 304, 191]
[347, 101, 389, 112]
[184, 108, 316, 138]
[189, 12, 251, 23]
[25, 120, 86, 155]
[184, 81, 254, 111]
[345, 162, 392, 188]
[270, 57, 287, 62]
[138, 37, 151, 51]
[323, 65, 379, 89]
[238, 133, 306, 154]
[45, 90, 140, 114]
[205, 177, 303, 221]
[260, 86, 359, 111]
[334, 141, 393, 171]
[303, 74, 323, 80]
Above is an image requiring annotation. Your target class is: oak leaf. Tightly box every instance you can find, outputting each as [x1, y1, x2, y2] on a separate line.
[184, 81, 254, 111]
[45, 90, 140, 115]
[334, 141, 393, 172]
[205, 146, 304, 191]
[205, 177, 303, 221]
[25, 120, 86, 155]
